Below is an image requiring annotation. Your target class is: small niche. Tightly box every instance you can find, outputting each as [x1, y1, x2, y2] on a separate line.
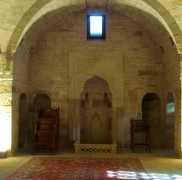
[160, 46, 164, 53]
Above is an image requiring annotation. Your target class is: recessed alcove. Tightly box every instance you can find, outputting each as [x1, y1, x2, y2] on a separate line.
[80, 76, 112, 144]
[74, 76, 117, 154]
[142, 93, 162, 148]
[4, 0, 181, 156]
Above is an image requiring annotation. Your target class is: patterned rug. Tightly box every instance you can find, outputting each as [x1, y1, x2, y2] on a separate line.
[6, 157, 149, 180]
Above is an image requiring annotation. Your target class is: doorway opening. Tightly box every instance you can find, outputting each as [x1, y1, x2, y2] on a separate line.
[142, 93, 163, 148]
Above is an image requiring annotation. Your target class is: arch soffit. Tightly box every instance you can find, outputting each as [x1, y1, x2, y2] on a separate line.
[19, 93, 27, 101]
[19, 93, 28, 108]
[29, 90, 52, 103]
[142, 93, 160, 102]
[84, 76, 109, 89]
[6, 0, 182, 54]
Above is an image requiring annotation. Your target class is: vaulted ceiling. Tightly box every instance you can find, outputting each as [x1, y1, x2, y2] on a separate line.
[0, 0, 182, 53]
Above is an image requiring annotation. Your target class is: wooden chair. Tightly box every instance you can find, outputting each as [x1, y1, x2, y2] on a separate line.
[33, 108, 59, 154]
[130, 119, 151, 153]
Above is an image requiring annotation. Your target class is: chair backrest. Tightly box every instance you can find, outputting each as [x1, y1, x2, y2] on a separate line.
[131, 119, 149, 132]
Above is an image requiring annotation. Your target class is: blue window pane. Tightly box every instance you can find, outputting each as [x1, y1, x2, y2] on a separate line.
[90, 16, 103, 36]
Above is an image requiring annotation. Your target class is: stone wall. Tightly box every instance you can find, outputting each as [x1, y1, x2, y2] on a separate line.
[16, 11, 165, 149]
[0, 0, 181, 156]
[161, 34, 181, 154]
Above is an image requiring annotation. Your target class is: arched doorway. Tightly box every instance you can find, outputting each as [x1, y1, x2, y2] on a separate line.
[32, 93, 51, 124]
[166, 93, 175, 149]
[30, 93, 52, 146]
[142, 93, 163, 148]
[80, 76, 112, 144]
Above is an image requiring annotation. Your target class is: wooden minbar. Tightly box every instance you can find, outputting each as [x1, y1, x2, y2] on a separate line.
[32, 107, 59, 154]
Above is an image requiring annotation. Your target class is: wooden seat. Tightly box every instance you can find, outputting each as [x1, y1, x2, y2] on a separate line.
[33, 108, 59, 154]
[130, 119, 151, 153]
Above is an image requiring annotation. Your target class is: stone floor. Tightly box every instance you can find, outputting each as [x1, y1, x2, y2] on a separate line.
[0, 149, 182, 180]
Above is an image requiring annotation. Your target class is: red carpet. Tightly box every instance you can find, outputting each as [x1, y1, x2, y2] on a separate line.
[6, 157, 149, 179]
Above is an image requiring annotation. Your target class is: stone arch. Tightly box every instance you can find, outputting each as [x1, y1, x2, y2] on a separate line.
[82, 76, 112, 101]
[33, 93, 51, 111]
[6, 0, 182, 55]
[6, 0, 52, 53]
[32, 93, 51, 131]
[143, 0, 182, 53]
[29, 91, 52, 109]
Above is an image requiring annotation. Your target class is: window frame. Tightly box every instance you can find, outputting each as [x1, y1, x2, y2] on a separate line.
[87, 14, 106, 40]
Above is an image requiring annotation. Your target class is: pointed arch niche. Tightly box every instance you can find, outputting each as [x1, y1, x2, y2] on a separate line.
[80, 76, 112, 144]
